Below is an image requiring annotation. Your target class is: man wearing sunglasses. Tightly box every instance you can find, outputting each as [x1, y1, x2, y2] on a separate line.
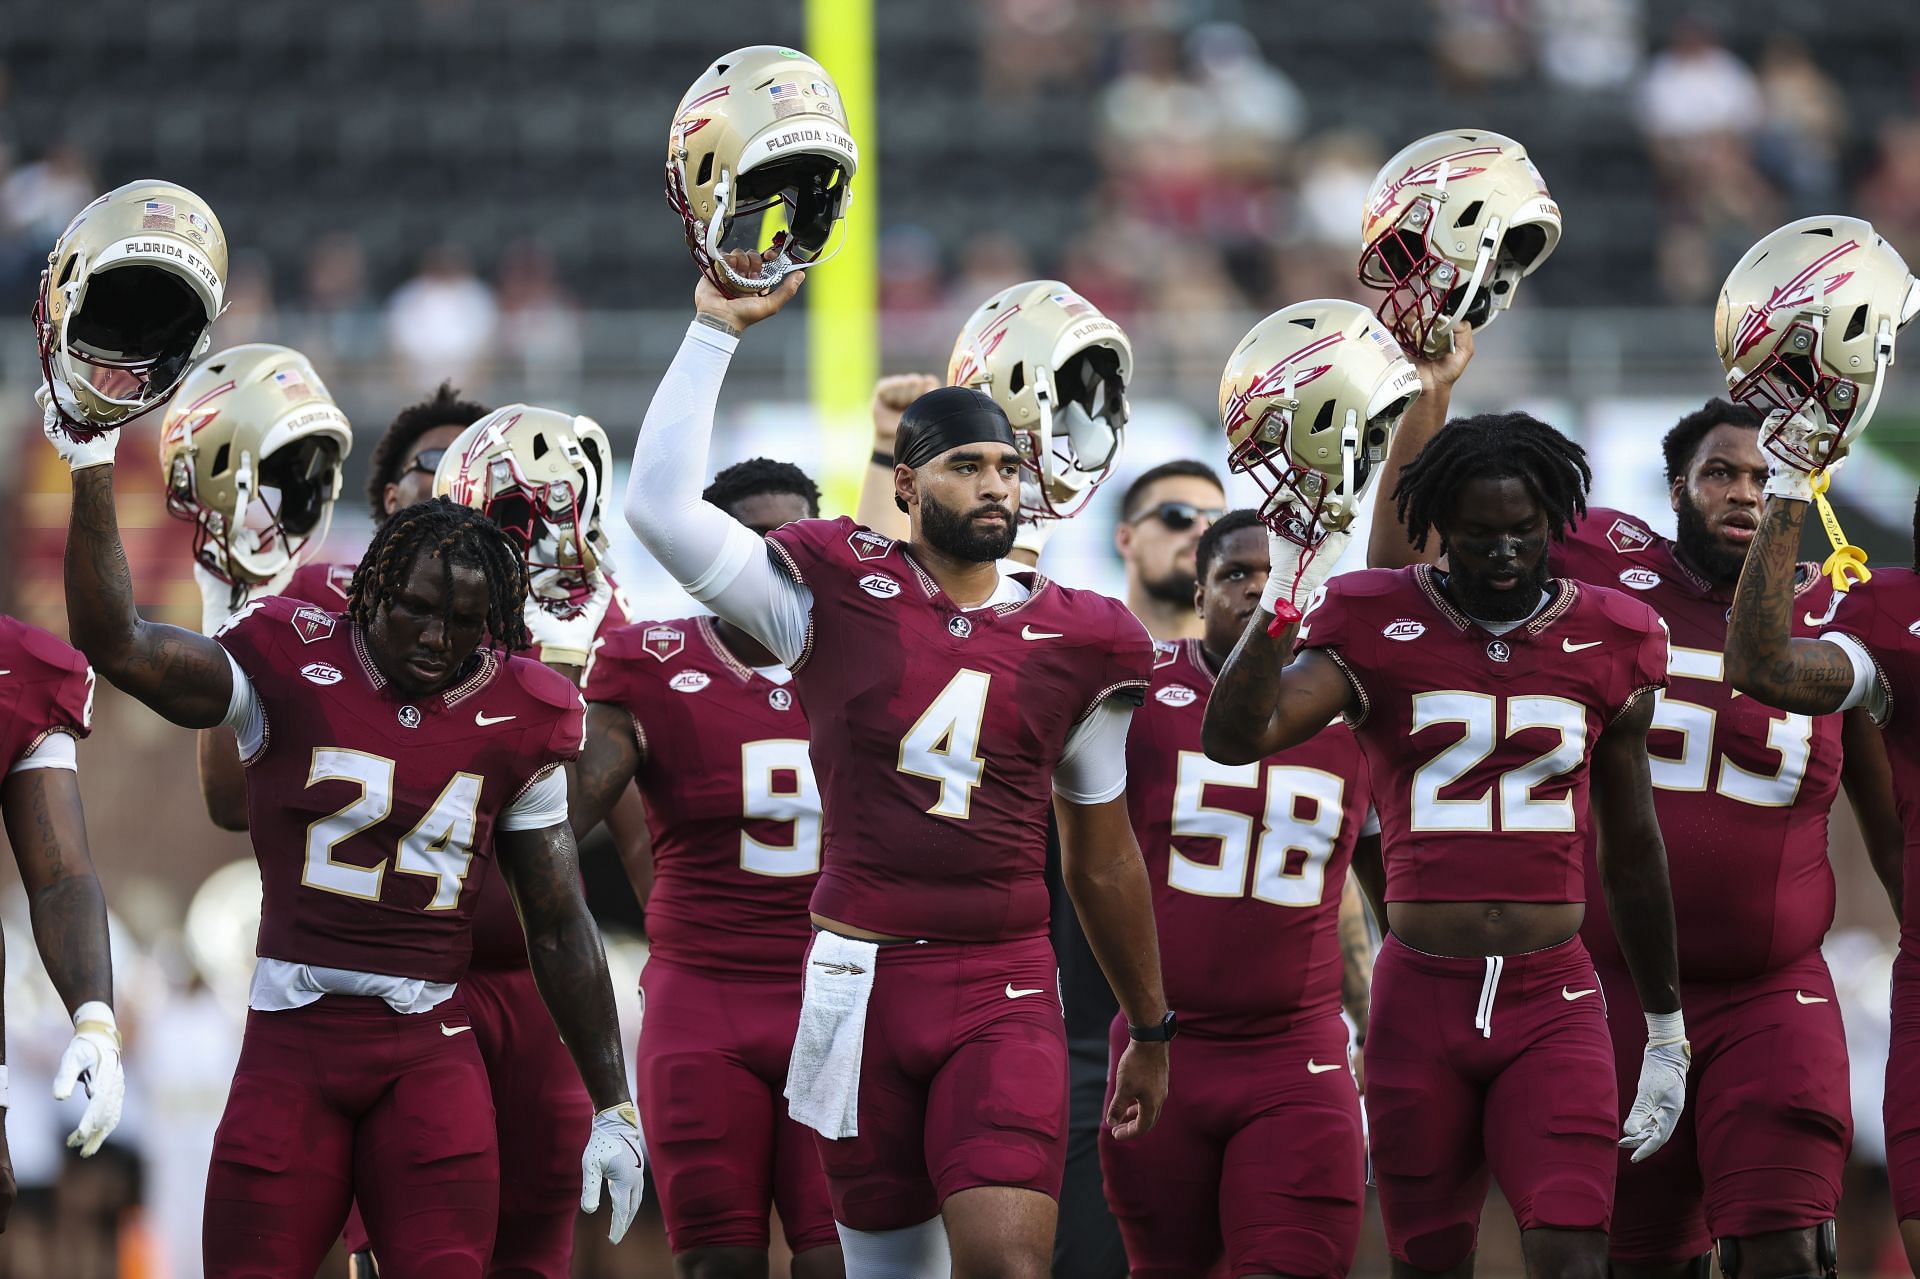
[1113, 461, 1227, 643]
[188, 381, 651, 1279]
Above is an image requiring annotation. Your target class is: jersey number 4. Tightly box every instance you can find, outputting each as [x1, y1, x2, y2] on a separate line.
[1169, 752, 1345, 906]
[898, 669, 992, 818]
[303, 749, 482, 908]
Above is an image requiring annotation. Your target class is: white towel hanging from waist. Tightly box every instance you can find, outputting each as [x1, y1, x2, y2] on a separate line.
[785, 932, 880, 1139]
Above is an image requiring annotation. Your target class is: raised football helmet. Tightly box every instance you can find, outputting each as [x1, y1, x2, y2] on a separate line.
[1715, 215, 1920, 470]
[947, 280, 1131, 520]
[1358, 130, 1560, 357]
[1221, 300, 1422, 547]
[434, 405, 606, 602]
[160, 345, 352, 585]
[666, 45, 858, 296]
[36, 180, 227, 435]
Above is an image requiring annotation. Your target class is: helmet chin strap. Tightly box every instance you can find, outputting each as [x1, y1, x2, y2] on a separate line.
[1436, 214, 1503, 350]
[1323, 413, 1363, 530]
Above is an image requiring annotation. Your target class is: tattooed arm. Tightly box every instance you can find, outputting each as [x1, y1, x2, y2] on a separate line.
[1201, 610, 1353, 764]
[65, 468, 233, 728]
[1337, 864, 1375, 1049]
[567, 704, 653, 904]
[2, 768, 111, 1013]
[1725, 497, 1873, 714]
[497, 818, 632, 1111]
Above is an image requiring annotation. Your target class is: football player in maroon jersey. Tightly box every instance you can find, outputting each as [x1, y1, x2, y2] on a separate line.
[1373, 386, 1877, 1279]
[624, 252, 1168, 1275]
[181, 381, 649, 1279]
[1206, 413, 1687, 1279]
[47, 414, 646, 1275]
[572, 456, 842, 1278]
[1100, 509, 1377, 1278]
[0, 615, 125, 1222]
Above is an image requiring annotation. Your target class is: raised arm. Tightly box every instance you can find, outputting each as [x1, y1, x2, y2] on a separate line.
[62, 460, 233, 728]
[622, 257, 812, 664]
[1726, 495, 1874, 715]
[1203, 613, 1354, 764]
[1367, 322, 1473, 569]
[854, 373, 935, 540]
[1053, 790, 1168, 1142]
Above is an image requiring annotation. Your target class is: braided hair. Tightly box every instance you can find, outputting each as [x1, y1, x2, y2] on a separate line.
[1393, 411, 1593, 553]
[347, 497, 532, 652]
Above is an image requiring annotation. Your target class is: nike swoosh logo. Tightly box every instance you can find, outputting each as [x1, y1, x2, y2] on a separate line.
[474, 712, 516, 726]
[1562, 987, 1597, 1001]
[1795, 991, 1830, 1004]
[1562, 639, 1602, 653]
[1005, 983, 1045, 999]
[1306, 1060, 1343, 1074]
[1803, 611, 1831, 627]
[1021, 626, 1063, 641]
[441, 1024, 472, 1036]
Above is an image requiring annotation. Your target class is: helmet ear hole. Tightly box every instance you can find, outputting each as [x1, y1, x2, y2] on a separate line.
[1454, 200, 1483, 229]
[211, 442, 232, 477]
[1845, 304, 1869, 342]
[55, 255, 78, 288]
[696, 152, 715, 188]
[1008, 362, 1025, 396]
[1311, 400, 1337, 433]
[531, 433, 550, 460]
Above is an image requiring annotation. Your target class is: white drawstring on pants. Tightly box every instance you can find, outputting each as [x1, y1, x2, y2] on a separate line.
[1473, 955, 1505, 1039]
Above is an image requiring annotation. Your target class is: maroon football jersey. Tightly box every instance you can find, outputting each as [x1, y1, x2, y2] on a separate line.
[216, 595, 583, 981]
[279, 558, 628, 970]
[1296, 565, 1667, 904]
[1826, 568, 1920, 955]
[1555, 509, 1843, 980]
[1128, 639, 1371, 1036]
[584, 614, 817, 979]
[764, 517, 1153, 941]
[0, 616, 94, 767]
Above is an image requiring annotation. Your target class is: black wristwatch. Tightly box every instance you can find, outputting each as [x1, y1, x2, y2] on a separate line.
[1127, 1010, 1178, 1043]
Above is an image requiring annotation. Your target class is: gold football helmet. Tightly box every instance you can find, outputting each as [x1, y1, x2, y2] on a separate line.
[666, 45, 858, 295]
[36, 179, 227, 434]
[1715, 215, 1920, 469]
[159, 344, 352, 584]
[948, 280, 1131, 520]
[1221, 300, 1422, 547]
[1359, 130, 1560, 356]
[433, 405, 607, 602]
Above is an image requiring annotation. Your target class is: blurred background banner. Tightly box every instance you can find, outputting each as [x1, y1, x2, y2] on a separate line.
[2, 1, 1918, 1274]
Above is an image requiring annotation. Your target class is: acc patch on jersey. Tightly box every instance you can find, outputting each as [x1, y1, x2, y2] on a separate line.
[670, 671, 711, 694]
[291, 606, 336, 644]
[848, 529, 895, 562]
[1155, 684, 1198, 707]
[300, 662, 343, 686]
[858, 573, 901, 599]
[642, 625, 686, 663]
[1606, 519, 1654, 555]
[1618, 568, 1662, 591]
[1383, 619, 1426, 641]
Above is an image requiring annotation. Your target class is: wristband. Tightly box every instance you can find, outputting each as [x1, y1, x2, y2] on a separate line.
[871, 449, 895, 469]
[1762, 465, 1815, 503]
[1644, 1009, 1685, 1046]
[1127, 1010, 1179, 1042]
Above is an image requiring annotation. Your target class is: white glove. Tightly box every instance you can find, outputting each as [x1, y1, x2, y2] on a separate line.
[580, 1101, 644, 1244]
[525, 569, 614, 667]
[194, 558, 299, 636]
[1261, 522, 1352, 617]
[1760, 410, 1840, 498]
[52, 1002, 124, 1158]
[38, 384, 119, 471]
[1619, 1011, 1690, 1164]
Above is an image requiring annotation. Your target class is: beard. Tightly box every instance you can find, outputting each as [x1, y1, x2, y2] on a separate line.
[1673, 492, 1747, 586]
[1141, 565, 1199, 606]
[921, 491, 1016, 563]
[1447, 555, 1552, 623]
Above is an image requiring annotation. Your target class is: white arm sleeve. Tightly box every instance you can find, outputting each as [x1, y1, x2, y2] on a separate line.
[1820, 631, 1886, 717]
[622, 322, 811, 664]
[1051, 699, 1135, 806]
[499, 766, 570, 832]
[1361, 806, 1381, 838]
[219, 651, 267, 759]
[8, 732, 77, 774]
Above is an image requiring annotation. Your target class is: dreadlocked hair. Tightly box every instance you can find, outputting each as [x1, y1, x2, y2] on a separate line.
[1393, 411, 1593, 553]
[347, 497, 532, 652]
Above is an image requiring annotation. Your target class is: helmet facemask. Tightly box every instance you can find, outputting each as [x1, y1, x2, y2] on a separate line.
[1228, 381, 1414, 551]
[668, 140, 853, 297]
[461, 454, 600, 614]
[1022, 345, 1127, 519]
[38, 259, 211, 432]
[1361, 195, 1549, 357]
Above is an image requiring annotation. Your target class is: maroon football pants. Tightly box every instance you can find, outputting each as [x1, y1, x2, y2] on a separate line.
[203, 997, 498, 1279]
[340, 967, 591, 1278]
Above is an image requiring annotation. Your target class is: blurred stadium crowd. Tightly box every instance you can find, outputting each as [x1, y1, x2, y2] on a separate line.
[5, 1, 1920, 1275]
